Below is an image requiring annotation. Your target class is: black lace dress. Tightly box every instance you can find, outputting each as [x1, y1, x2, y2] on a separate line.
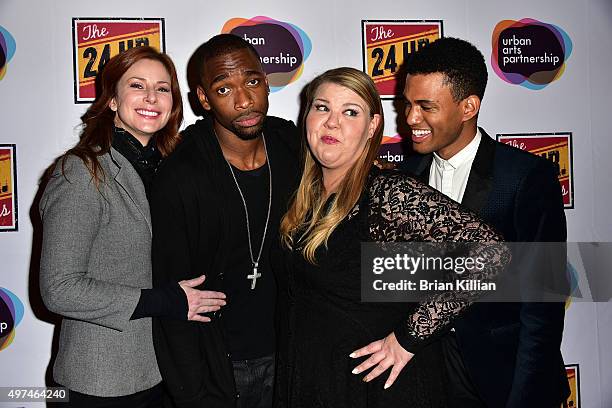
[275, 171, 508, 408]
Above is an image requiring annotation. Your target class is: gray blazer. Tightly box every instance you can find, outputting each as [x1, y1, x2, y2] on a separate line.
[39, 148, 161, 397]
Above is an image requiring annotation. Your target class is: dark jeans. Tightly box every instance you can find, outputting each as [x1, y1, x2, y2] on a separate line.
[232, 353, 275, 408]
[441, 333, 487, 408]
[60, 382, 163, 408]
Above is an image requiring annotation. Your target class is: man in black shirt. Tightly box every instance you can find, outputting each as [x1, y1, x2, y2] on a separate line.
[150, 34, 301, 408]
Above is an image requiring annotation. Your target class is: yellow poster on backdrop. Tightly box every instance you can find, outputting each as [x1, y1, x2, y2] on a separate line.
[72, 18, 165, 103]
[0, 145, 17, 231]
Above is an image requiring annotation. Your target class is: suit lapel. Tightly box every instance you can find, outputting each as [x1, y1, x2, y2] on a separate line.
[413, 154, 433, 184]
[461, 128, 495, 214]
[108, 148, 152, 234]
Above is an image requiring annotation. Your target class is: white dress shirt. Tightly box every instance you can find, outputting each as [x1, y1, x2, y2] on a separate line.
[428, 130, 482, 203]
[428, 130, 481, 333]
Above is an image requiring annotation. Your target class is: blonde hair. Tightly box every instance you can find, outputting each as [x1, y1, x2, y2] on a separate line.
[280, 67, 384, 263]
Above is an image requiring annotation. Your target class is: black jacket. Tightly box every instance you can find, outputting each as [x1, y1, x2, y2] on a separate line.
[401, 128, 570, 408]
[150, 116, 301, 408]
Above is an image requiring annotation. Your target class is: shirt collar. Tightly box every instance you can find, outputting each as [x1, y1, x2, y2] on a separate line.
[432, 129, 481, 170]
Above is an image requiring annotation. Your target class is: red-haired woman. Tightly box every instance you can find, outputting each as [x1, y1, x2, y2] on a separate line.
[39, 46, 226, 407]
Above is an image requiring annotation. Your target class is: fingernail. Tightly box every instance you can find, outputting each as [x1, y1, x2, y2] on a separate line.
[363, 377, 369, 382]
[349, 352, 356, 358]
[351, 368, 359, 374]
[384, 383, 390, 390]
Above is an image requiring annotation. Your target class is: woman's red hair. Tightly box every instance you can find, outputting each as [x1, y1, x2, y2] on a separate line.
[64, 46, 183, 184]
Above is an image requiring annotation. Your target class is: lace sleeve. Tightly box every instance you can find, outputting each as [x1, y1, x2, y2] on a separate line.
[368, 172, 510, 353]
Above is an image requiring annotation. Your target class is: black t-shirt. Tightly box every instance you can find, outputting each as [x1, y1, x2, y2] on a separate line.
[222, 162, 276, 360]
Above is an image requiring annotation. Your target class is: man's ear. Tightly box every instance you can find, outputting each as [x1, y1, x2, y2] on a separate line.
[462, 95, 481, 122]
[196, 86, 211, 111]
[265, 76, 270, 94]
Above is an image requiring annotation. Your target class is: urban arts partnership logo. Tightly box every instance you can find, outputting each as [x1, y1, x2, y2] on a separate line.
[0, 25, 17, 81]
[0, 288, 24, 351]
[564, 262, 580, 310]
[491, 18, 572, 90]
[375, 134, 405, 169]
[222, 16, 311, 92]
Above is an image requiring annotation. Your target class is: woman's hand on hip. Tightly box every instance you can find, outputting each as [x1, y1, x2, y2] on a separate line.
[350, 332, 414, 389]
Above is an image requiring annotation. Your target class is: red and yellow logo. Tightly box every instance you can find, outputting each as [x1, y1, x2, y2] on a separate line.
[0, 145, 17, 231]
[563, 365, 580, 408]
[497, 133, 574, 208]
[362, 20, 442, 98]
[72, 18, 165, 103]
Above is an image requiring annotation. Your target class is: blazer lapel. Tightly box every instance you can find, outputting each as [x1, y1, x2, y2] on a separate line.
[412, 154, 433, 184]
[108, 148, 152, 234]
[461, 128, 495, 214]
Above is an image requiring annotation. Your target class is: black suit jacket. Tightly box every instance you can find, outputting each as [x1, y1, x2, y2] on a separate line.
[401, 128, 570, 408]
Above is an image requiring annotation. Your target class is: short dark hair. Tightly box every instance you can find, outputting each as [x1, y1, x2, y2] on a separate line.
[405, 37, 487, 101]
[194, 34, 261, 85]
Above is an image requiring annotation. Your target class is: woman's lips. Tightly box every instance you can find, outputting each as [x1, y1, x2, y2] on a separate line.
[321, 135, 339, 145]
[136, 109, 161, 119]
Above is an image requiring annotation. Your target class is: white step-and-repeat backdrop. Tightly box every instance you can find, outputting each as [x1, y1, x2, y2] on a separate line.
[1, 0, 611, 407]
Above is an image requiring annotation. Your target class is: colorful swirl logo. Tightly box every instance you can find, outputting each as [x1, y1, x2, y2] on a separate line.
[0, 25, 17, 81]
[491, 19, 572, 90]
[222, 16, 312, 92]
[0, 287, 24, 351]
[564, 262, 581, 310]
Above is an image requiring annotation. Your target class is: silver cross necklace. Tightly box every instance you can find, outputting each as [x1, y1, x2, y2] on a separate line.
[218, 132, 272, 290]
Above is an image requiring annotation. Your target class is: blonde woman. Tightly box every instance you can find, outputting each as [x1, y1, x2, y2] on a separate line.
[276, 67, 508, 407]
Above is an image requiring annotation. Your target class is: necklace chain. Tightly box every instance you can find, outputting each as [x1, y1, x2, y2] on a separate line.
[217, 132, 272, 289]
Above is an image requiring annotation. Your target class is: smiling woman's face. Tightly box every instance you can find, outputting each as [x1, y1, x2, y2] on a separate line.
[109, 58, 173, 145]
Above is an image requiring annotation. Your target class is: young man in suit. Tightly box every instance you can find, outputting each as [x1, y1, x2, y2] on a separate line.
[400, 37, 570, 408]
